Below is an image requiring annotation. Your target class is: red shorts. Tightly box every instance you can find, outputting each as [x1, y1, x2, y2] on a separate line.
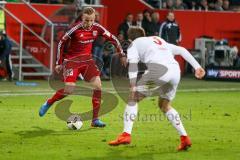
[63, 58, 100, 83]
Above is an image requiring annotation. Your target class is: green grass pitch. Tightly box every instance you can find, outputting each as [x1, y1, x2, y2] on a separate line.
[0, 77, 240, 160]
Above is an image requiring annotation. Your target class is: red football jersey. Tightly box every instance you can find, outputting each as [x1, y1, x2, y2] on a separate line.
[56, 22, 123, 65]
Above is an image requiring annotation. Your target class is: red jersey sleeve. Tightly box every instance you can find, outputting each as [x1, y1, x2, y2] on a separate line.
[95, 23, 125, 57]
[56, 23, 81, 65]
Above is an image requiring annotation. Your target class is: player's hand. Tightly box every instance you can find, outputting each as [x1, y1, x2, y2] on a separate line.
[195, 67, 205, 79]
[120, 56, 127, 67]
[55, 65, 62, 74]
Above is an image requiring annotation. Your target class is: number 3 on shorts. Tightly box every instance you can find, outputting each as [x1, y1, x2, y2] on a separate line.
[65, 69, 74, 76]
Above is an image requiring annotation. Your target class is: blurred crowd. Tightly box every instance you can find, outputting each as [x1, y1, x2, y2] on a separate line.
[145, 0, 240, 11]
[99, 10, 181, 79]
[117, 10, 181, 44]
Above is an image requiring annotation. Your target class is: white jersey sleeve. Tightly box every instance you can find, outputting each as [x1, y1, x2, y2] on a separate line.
[127, 43, 140, 81]
[167, 43, 201, 70]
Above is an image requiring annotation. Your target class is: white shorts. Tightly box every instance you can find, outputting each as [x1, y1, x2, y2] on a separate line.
[136, 63, 180, 101]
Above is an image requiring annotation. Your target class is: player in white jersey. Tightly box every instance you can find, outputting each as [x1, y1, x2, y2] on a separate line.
[109, 27, 205, 151]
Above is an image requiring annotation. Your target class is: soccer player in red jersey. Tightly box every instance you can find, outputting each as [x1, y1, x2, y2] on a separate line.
[39, 7, 127, 127]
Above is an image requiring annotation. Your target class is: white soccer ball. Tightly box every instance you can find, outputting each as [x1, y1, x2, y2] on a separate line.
[67, 115, 83, 130]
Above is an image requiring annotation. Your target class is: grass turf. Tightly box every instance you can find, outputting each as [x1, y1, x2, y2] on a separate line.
[0, 77, 240, 160]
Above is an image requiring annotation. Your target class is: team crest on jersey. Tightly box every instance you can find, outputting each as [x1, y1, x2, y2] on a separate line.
[93, 31, 98, 36]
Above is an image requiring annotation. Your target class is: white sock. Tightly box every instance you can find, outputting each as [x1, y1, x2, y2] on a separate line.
[123, 103, 138, 134]
[165, 108, 187, 136]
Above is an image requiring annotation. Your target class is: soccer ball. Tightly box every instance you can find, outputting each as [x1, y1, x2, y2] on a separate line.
[67, 114, 83, 130]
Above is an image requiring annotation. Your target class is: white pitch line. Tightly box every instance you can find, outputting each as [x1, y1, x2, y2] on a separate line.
[0, 90, 53, 93]
[0, 88, 240, 97]
[0, 92, 55, 96]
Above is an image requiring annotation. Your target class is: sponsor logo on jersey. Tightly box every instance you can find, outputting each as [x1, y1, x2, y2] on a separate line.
[93, 30, 98, 36]
[78, 39, 94, 44]
[64, 69, 74, 77]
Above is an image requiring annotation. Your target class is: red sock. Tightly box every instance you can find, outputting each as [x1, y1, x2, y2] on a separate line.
[92, 89, 101, 121]
[47, 89, 67, 105]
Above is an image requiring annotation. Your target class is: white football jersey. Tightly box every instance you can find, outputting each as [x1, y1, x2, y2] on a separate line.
[127, 36, 202, 100]
[127, 36, 201, 69]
